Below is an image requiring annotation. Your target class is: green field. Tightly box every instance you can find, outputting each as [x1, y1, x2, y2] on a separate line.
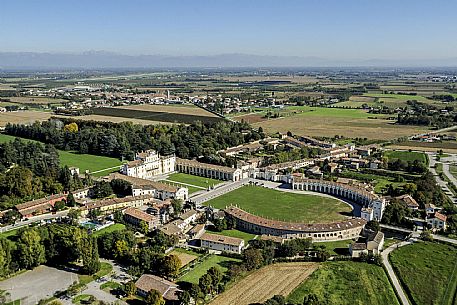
[92, 223, 126, 237]
[178, 255, 241, 284]
[314, 240, 352, 256]
[390, 241, 457, 305]
[167, 173, 222, 188]
[205, 185, 351, 223]
[384, 150, 427, 164]
[206, 229, 257, 244]
[0, 133, 123, 176]
[287, 262, 400, 305]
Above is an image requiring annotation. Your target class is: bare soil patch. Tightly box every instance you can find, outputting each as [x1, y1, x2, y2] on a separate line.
[0, 111, 51, 126]
[119, 104, 218, 117]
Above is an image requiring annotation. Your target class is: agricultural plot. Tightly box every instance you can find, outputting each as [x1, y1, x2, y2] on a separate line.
[204, 185, 352, 223]
[287, 262, 400, 305]
[384, 150, 427, 164]
[0, 110, 51, 126]
[118, 104, 219, 117]
[91, 106, 224, 124]
[249, 106, 428, 140]
[7, 96, 66, 105]
[211, 262, 318, 305]
[389, 141, 457, 154]
[389, 241, 457, 305]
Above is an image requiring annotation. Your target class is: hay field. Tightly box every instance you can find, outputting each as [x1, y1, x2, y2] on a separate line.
[54, 114, 173, 126]
[0, 110, 51, 126]
[8, 96, 65, 104]
[210, 262, 318, 305]
[252, 112, 427, 140]
[118, 104, 219, 117]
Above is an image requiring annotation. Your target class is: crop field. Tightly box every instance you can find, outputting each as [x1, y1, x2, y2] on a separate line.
[206, 229, 257, 244]
[211, 262, 318, 305]
[178, 255, 241, 284]
[118, 104, 219, 117]
[204, 185, 352, 223]
[384, 150, 427, 164]
[287, 262, 399, 305]
[7, 96, 66, 105]
[390, 241, 457, 305]
[91, 106, 224, 124]
[169, 248, 200, 268]
[388, 141, 457, 154]
[248, 106, 428, 140]
[0, 110, 51, 126]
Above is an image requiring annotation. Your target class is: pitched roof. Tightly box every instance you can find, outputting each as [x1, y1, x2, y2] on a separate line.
[434, 212, 447, 222]
[200, 232, 244, 247]
[124, 207, 157, 223]
[225, 206, 366, 233]
[135, 274, 180, 301]
[396, 194, 419, 207]
[176, 158, 239, 173]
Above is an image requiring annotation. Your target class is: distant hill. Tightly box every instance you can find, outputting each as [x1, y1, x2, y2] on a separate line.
[0, 51, 456, 68]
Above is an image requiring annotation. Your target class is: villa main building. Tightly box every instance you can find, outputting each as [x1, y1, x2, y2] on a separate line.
[121, 150, 175, 179]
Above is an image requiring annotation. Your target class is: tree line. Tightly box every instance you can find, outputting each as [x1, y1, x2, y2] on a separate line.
[5, 118, 264, 161]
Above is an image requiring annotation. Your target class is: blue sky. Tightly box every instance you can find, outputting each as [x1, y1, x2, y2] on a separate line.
[1, 0, 456, 60]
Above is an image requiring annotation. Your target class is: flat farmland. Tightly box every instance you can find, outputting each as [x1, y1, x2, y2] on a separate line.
[388, 141, 457, 154]
[91, 106, 224, 124]
[210, 262, 318, 305]
[0, 110, 51, 126]
[55, 114, 171, 126]
[390, 242, 457, 305]
[287, 262, 399, 305]
[7, 96, 66, 105]
[118, 104, 219, 117]
[251, 108, 427, 140]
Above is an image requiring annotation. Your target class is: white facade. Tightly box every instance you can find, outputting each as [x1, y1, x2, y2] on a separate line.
[121, 150, 175, 179]
[200, 233, 245, 254]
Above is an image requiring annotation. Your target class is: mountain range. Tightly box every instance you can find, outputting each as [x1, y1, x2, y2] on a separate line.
[0, 51, 456, 69]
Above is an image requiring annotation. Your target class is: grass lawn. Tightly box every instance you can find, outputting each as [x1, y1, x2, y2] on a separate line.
[100, 280, 121, 291]
[384, 150, 428, 164]
[167, 173, 222, 188]
[178, 255, 241, 284]
[92, 223, 126, 237]
[0, 133, 123, 176]
[78, 262, 113, 285]
[72, 294, 96, 304]
[314, 240, 352, 256]
[383, 238, 402, 249]
[389, 241, 457, 305]
[287, 262, 400, 305]
[206, 229, 257, 244]
[205, 185, 352, 223]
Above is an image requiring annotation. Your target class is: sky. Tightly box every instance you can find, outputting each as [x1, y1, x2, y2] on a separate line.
[1, 0, 457, 61]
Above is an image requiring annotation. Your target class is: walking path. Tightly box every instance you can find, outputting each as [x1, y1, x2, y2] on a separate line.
[382, 241, 413, 305]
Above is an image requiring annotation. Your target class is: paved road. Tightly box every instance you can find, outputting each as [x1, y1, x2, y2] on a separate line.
[191, 178, 250, 205]
[0, 210, 68, 233]
[427, 152, 457, 203]
[382, 240, 413, 305]
[442, 162, 457, 189]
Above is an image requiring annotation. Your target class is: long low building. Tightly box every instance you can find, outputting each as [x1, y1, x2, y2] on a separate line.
[80, 194, 154, 216]
[176, 158, 243, 181]
[291, 176, 386, 221]
[200, 232, 245, 254]
[109, 173, 188, 201]
[15, 194, 67, 218]
[225, 206, 366, 242]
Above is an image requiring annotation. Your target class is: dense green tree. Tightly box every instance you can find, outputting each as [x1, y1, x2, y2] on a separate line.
[145, 289, 165, 305]
[243, 248, 264, 271]
[17, 228, 46, 269]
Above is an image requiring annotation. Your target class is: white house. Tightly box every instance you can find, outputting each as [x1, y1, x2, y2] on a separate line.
[200, 233, 245, 254]
[121, 150, 175, 179]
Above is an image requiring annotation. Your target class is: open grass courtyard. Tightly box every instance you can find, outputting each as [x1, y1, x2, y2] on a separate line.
[389, 241, 457, 305]
[204, 185, 352, 223]
[286, 261, 400, 305]
[178, 255, 241, 284]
